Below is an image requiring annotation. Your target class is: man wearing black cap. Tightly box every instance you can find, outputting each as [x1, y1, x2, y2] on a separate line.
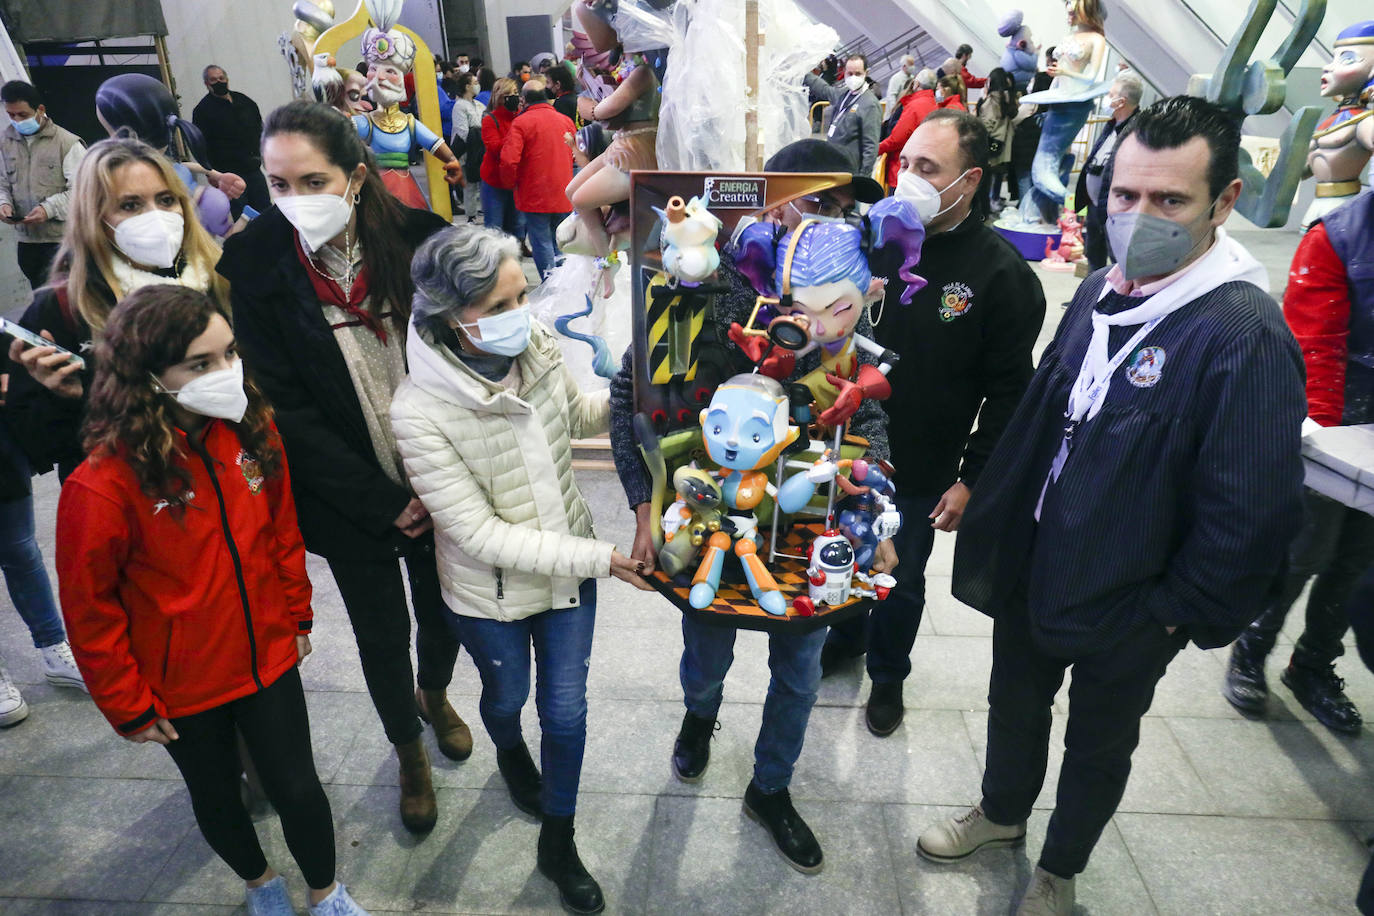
[607, 139, 885, 874]
[821, 110, 1047, 740]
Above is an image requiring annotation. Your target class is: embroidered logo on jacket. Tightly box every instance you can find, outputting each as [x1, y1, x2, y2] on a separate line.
[938, 282, 974, 321]
[237, 450, 264, 493]
[1126, 346, 1166, 388]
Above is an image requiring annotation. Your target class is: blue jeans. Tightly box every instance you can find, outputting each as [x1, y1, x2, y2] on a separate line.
[824, 493, 940, 683]
[0, 428, 63, 648]
[1020, 100, 1093, 224]
[524, 211, 568, 280]
[451, 579, 596, 817]
[481, 184, 526, 240]
[680, 615, 827, 793]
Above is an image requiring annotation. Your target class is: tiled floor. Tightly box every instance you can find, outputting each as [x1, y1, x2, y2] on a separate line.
[2, 225, 1371, 914]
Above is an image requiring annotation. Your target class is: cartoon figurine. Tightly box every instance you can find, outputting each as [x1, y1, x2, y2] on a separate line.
[730, 197, 926, 427]
[659, 464, 729, 577]
[688, 374, 839, 615]
[352, 0, 462, 208]
[833, 458, 900, 569]
[997, 9, 1039, 90]
[1304, 20, 1374, 228]
[655, 195, 723, 284]
[311, 52, 374, 117]
[793, 529, 895, 617]
[1041, 207, 1084, 268]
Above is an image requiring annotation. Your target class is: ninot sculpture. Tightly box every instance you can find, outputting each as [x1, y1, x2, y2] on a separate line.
[1305, 20, 1374, 227]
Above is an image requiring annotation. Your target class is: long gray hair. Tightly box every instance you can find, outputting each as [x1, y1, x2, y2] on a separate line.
[410, 224, 522, 339]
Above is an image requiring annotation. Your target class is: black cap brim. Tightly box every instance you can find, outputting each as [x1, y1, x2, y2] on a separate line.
[848, 175, 886, 204]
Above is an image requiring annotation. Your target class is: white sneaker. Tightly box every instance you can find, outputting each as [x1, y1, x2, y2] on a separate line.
[308, 882, 371, 915]
[1016, 866, 1075, 915]
[41, 641, 88, 692]
[0, 665, 29, 727]
[916, 804, 1026, 862]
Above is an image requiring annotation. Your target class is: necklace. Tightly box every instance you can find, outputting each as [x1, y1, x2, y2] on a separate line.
[305, 224, 359, 296]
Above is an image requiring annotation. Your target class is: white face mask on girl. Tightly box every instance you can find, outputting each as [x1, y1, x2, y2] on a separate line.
[154, 359, 248, 423]
[894, 168, 971, 225]
[107, 210, 185, 269]
[276, 176, 356, 254]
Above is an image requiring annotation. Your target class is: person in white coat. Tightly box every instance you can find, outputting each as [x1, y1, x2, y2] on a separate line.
[390, 224, 652, 916]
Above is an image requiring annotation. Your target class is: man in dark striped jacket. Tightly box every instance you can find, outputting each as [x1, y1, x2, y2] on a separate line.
[914, 97, 1308, 916]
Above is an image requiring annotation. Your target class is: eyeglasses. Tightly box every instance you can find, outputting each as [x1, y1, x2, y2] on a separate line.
[794, 195, 848, 219]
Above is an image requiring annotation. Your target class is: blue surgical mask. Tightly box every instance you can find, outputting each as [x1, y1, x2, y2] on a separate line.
[13, 116, 40, 136]
[458, 305, 532, 357]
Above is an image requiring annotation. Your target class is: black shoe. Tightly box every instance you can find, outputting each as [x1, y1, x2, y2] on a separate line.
[865, 681, 904, 736]
[496, 742, 543, 818]
[672, 711, 718, 783]
[1222, 639, 1269, 715]
[819, 641, 861, 679]
[1282, 662, 1363, 735]
[537, 814, 605, 914]
[742, 782, 824, 874]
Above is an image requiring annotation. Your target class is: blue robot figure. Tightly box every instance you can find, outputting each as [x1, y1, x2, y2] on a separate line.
[688, 373, 838, 615]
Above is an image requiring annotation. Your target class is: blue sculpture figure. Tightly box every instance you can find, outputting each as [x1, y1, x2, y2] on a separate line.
[687, 374, 838, 615]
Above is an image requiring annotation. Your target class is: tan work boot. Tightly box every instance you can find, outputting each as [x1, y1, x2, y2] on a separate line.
[416, 687, 474, 761]
[1016, 866, 1075, 915]
[917, 804, 1026, 862]
[396, 737, 438, 833]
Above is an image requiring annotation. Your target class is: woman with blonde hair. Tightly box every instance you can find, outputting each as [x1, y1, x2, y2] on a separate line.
[479, 77, 526, 239]
[7, 136, 225, 479]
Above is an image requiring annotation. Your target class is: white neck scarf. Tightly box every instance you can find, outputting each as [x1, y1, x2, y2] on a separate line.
[1067, 227, 1268, 424]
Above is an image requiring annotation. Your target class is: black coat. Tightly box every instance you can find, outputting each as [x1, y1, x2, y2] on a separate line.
[8, 282, 98, 476]
[217, 205, 449, 561]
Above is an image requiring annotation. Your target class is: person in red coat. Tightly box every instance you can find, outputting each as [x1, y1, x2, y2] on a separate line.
[480, 77, 525, 240]
[878, 69, 938, 189]
[56, 285, 369, 916]
[500, 80, 575, 279]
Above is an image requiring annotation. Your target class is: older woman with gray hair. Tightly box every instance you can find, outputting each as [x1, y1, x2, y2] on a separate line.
[390, 224, 651, 916]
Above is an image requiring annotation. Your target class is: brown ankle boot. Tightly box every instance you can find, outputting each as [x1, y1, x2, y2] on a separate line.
[395, 737, 438, 833]
[416, 687, 474, 761]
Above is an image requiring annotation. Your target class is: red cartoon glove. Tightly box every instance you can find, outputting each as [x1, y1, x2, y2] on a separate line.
[728, 323, 795, 379]
[818, 365, 892, 426]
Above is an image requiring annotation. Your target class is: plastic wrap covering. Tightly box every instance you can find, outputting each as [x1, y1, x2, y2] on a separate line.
[528, 255, 632, 391]
[656, 0, 837, 171]
[607, 0, 676, 55]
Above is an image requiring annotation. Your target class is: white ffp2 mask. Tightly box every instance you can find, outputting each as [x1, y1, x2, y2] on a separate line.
[275, 177, 355, 254]
[155, 360, 249, 423]
[108, 210, 185, 269]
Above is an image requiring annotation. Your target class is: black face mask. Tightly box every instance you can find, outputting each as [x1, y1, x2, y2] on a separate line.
[210, 82, 229, 96]
[502, 96, 520, 112]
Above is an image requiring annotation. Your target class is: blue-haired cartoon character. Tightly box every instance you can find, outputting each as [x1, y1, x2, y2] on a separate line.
[688, 374, 840, 615]
[729, 197, 926, 426]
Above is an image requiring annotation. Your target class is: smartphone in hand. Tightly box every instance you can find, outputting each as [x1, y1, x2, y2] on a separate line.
[0, 317, 86, 370]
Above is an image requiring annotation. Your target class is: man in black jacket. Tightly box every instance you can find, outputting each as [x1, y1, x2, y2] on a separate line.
[192, 65, 269, 218]
[1073, 71, 1142, 271]
[916, 97, 1307, 915]
[821, 109, 1047, 739]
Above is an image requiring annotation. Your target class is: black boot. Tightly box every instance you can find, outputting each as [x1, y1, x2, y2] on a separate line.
[672, 711, 718, 782]
[496, 742, 543, 818]
[1222, 637, 1269, 715]
[743, 782, 824, 874]
[1281, 661, 1363, 735]
[865, 681, 905, 736]
[537, 814, 605, 914]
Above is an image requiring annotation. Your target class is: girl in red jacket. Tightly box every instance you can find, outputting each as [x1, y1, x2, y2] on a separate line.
[55, 285, 368, 916]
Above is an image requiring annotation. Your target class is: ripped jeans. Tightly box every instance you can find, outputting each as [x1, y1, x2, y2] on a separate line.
[450, 579, 596, 817]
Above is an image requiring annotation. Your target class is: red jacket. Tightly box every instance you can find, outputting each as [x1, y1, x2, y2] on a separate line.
[879, 89, 938, 188]
[480, 107, 518, 189]
[57, 421, 312, 736]
[500, 102, 576, 213]
[1284, 221, 1351, 427]
[961, 65, 986, 89]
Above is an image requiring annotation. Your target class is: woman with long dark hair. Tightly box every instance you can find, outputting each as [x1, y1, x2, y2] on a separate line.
[57, 284, 368, 916]
[977, 68, 1017, 211]
[216, 100, 469, 834]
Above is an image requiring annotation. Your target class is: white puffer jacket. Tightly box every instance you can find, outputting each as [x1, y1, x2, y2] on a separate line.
[390, 320, 614, 621]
